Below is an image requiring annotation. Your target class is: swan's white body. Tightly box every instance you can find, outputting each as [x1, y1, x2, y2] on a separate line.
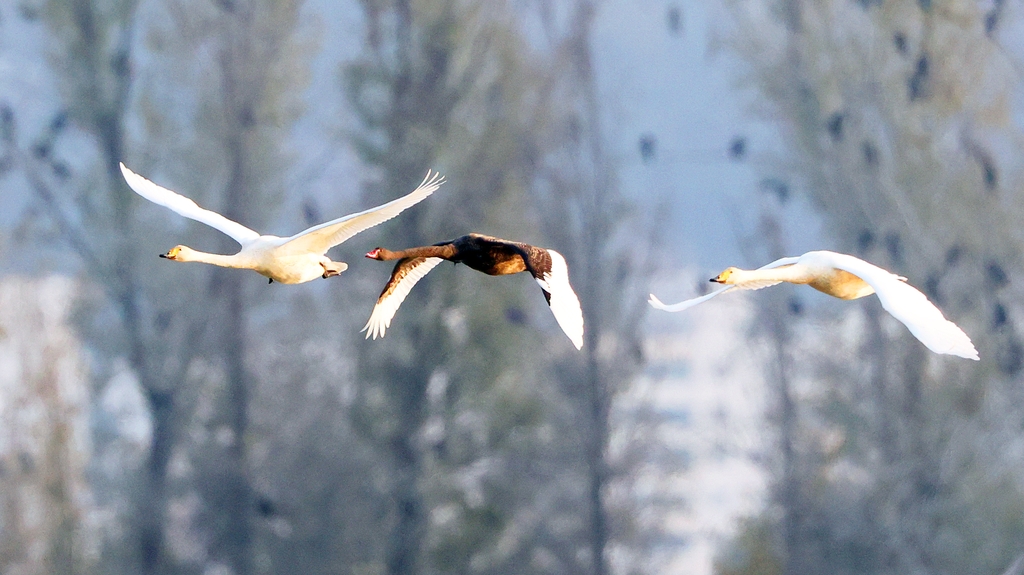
[649, 250, 979, 360]
[121, 163, 443, 284]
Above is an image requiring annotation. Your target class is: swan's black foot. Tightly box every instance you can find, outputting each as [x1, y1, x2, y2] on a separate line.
[321, 262, 347, 279]
[269, 278, 274, 284]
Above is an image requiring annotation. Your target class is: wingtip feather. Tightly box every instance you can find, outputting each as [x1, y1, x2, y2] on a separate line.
[119, 162, 141, 185]
[361, 310, 389, 341]
[541, 250, 585, 350]
[943, 326, 979, 360]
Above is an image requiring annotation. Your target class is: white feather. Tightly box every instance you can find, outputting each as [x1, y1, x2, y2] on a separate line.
[536, 250, 584, 350]
[121, 162, 260, 245]
[648, 287, 734, 312]
[278, 171, 445, 256]
[804, 251, 978, 360]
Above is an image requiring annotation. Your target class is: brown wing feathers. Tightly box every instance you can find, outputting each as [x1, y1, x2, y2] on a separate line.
[377, 257, 430, 303]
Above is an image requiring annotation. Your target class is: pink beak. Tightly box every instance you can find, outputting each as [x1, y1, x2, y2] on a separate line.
[365, 248, 381, 259]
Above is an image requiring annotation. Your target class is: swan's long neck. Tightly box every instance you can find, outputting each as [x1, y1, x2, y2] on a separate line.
[177, 248, 256, 270]
[733, 264, 814, 285]
[371, 245, 456, 261]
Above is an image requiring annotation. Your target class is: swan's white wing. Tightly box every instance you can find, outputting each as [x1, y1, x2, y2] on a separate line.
[752, 256, 802, 271]
[279, 171, 444, 256]
[649, 256, 802, 312]
[649, 287, 734, 312]
[120, 163, 260, 246]
[534, 250, 584, 350]
[820, 251, 979, 360]
[362, 257, 444, 340]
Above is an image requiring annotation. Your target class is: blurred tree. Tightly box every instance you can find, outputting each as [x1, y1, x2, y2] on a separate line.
[6, 0, 660, 573]
[20, 1, 165, 573]
[0, 278, 95, 575]
[243, 315, 390, 575]
[132, 1, 310, 573]
[346, 1, 528, 568]
[343, 1, 552, 573]
[526, 1, 658, 573]
[344, 0, 656, 574]
[344, 3, 466, 572]
[15, 0, 310, 574]
[718, 1, 1024, 574]
[714, 518, 782, 575]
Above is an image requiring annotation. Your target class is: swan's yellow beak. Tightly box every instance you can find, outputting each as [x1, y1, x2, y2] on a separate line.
[710, 267, 737, 284]
[160, 246, 181, 260]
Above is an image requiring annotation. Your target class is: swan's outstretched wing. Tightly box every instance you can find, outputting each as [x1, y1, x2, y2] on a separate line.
[362, 257, 444, 340]
[532, 249, 584, 350]
[821, 251, 979, 360]
[120, 163, 260, 246]
[649, 287, 734, 312]
[649, 256, 801, 312]
[279, 171, 444, 256]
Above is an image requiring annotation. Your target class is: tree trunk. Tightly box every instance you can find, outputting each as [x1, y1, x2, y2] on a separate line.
[772, 319, 800, 575]
[132, 388, 173, 575]
[220, 269, 252, 575]
[584, 349, 608, 575]
[99, 70, 177, 575]
[385, 399, 426, 575]
[215, 133, 253, 575]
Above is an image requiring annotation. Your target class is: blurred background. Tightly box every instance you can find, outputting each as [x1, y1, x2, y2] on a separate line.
[1, 0, 1023, 574]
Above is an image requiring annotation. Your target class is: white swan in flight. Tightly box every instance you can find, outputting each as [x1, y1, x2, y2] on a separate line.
[120, 163, 444, 284]
[649, 250, 979, 360]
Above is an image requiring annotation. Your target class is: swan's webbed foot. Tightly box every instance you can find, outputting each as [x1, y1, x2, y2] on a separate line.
[321, 261, 348, 279]
[269, 278, 273, 284]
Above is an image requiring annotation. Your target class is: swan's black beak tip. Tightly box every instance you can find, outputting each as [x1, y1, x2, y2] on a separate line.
[159, 253, 168, 259]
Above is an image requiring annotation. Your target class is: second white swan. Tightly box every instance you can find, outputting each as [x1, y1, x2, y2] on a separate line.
[121, 163, 444, 284]
[649, 250, 978, 360]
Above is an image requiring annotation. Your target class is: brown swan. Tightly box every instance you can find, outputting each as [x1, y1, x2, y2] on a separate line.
[362, 233, 584, 349]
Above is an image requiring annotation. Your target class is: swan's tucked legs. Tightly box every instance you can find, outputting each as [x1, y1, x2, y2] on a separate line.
[321, 261, 348, 279]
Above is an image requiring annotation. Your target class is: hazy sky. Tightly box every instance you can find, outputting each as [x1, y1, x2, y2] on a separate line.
[592, 1, 823, 271]
[0, 0, 822, 271]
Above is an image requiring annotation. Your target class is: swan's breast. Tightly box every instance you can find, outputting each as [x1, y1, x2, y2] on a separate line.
[256, 250, 327, 284]
[809, 269, 874, 300]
